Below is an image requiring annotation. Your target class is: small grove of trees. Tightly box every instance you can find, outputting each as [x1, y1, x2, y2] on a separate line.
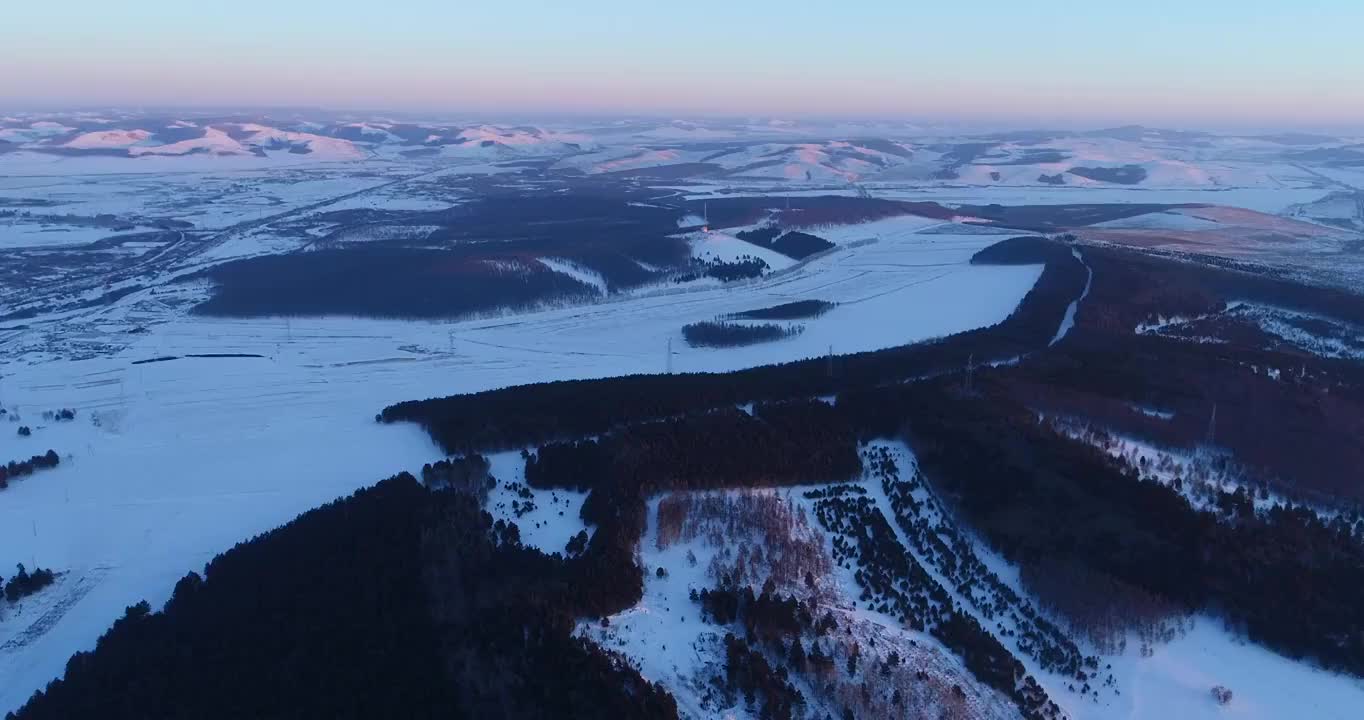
[1211, 685, 1233, 705]
[724, 300, 836, 321]
[0, 450, 60, 489]
[4, 563, 56, 603]
[1068, 165, 1148, 185]
[735, 226, 835, 260]
[681, 257, 770, 283]
[420, 454, 492, 500]
[682, 321, 803, 348]
[723, 632, 804, 719]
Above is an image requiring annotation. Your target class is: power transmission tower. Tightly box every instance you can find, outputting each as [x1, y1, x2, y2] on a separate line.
[666, 337, 673, 375]
[1206, 403, 1218, 445]
[964, 354, 975, 393]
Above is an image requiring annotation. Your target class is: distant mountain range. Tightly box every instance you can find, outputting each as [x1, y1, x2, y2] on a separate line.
[2, 112, 1361, 189]
[0, 114, 598, 161]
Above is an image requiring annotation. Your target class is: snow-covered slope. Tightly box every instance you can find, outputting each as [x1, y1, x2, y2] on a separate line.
[228, 123, 366, 159]
[689, 230, 797, 270]
[61, 130, 152, 150]
[0, 117, 367, 163]
[128, 127, 248, 157]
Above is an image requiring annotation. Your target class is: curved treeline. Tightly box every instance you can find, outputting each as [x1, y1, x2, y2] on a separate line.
[10, 476, 678, 720]
[380, 239, 1083, 454]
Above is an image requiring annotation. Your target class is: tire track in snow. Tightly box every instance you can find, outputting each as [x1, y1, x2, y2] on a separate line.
[1, 566, 111, 653]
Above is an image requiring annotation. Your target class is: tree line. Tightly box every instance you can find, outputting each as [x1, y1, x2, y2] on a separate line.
[0, 450, 60, 490]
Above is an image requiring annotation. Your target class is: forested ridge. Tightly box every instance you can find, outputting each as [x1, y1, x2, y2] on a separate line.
[11, 477, 677, 720]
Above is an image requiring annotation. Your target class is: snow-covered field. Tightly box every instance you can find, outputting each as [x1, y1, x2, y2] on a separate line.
[689, 230, 797, 270]
[484, 451, 591, 555]
[0, 165, 419, 243]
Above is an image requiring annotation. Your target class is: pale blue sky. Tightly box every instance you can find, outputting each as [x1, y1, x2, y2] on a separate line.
[2, 0, 1360, 129]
